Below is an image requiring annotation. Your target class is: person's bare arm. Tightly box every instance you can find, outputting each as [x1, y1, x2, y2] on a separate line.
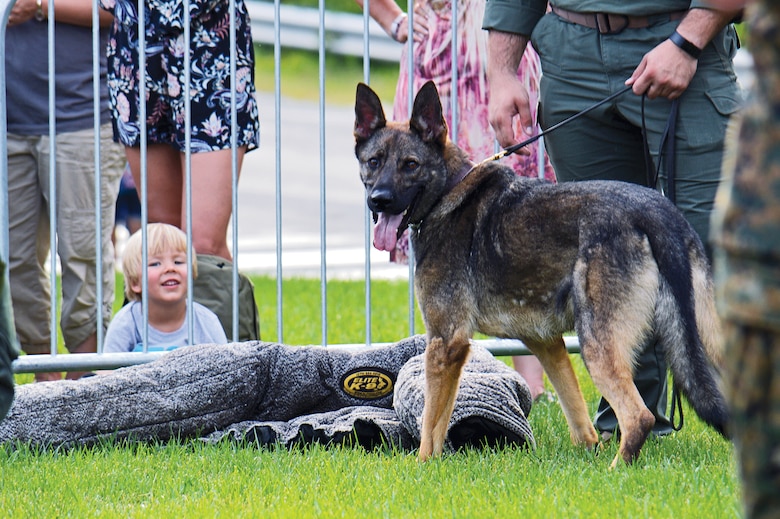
[626, 7, 742, 99]
[8, 0, 113, 28]
[354, 0, 428, 43]
[486, 30, 532, 151]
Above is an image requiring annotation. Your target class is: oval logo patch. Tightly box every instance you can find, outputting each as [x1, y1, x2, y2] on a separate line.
[341, 368, 394, 400]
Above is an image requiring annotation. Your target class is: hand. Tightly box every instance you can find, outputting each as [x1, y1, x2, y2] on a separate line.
[401, 3, 429, 44]
[626, 39, 698, 100]
[487, 72, 532, 155]
[7, 0, 38, 26]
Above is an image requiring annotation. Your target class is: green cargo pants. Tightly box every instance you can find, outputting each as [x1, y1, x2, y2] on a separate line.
[530, 11, 742, 434]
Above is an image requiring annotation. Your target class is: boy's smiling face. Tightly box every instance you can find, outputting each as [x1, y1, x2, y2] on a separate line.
[130, 249, 189, 305]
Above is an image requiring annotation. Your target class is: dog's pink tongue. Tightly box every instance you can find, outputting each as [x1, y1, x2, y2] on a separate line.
[373, 213, 403, 251]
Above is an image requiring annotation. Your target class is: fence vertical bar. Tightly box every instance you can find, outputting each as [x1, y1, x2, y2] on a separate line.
[450, 0, 458, 146]
[274, 0, 284, 342]
[183, 0, 195, 342]
[139, 0, 149, 351]
[92, 0, 104, 351]
[229, 0, 239, 342]
[46, 1, 57, 357]
[0, 0, 11, 286]
[406, 0, 415, 336]
[318, 0, 328, 345]
[362, 0, 372, 347]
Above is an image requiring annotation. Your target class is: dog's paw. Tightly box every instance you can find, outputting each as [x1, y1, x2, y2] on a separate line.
[418, 441, 434, 462]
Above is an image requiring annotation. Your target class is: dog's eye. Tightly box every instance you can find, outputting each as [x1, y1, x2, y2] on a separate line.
[404, 160, 419, 171]
[367, 157, 380, 169]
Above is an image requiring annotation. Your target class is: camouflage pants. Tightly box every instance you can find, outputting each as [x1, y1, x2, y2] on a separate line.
[716, 246, 780, 519]
[723, 320, 780, 519]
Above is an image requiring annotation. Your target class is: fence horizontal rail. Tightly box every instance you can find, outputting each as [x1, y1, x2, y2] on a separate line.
[247, 1, 400, 62]
[13, 337, 582, 373]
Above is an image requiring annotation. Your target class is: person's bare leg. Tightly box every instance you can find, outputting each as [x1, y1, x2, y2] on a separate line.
[125, 145, 183, 228]
[513, 355, 546, 401]
[65, 332, 97, 380]
[186, 148, 246, 260]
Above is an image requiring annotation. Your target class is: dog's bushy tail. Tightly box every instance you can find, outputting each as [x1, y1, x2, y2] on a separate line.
[654, 239, 729, 438]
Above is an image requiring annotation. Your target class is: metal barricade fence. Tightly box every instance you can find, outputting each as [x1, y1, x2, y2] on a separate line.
[5, 1, 757, 374]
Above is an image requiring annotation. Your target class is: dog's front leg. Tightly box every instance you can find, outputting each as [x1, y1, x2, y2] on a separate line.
[418, 332, 471, 461]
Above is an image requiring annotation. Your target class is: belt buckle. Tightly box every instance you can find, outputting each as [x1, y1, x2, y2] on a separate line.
[595, 13, 629, 34]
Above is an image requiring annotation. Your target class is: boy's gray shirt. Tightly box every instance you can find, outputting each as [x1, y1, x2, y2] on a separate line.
[103, 301, 228, 353]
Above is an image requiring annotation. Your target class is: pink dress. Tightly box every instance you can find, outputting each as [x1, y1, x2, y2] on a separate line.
[390, 0, 555, 263]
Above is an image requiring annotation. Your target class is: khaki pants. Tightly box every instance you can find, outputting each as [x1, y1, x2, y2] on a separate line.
[7, 124, 124, 353]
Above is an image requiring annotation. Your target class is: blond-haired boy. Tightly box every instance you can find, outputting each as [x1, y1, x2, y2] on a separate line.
[104, 223, 227, 352]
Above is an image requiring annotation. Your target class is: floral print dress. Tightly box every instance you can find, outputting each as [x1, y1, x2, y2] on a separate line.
[100, 0, 260, 152]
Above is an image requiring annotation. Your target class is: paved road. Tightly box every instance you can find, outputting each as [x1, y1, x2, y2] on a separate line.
[232, 93, 408, 279]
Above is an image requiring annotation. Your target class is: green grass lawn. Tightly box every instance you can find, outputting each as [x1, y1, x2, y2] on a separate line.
[0, 420, 738, 518]
[3, 274, 740, 518]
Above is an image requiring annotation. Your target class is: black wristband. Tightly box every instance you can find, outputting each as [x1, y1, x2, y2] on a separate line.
[669, 30, 702, 60]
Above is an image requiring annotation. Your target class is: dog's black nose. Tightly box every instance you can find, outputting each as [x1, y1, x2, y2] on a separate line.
[369, 188, 394, 212]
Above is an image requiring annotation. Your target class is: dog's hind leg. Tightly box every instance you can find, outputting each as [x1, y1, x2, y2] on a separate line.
[578, 297, 656, 467]
[528, 337, 599, 448]
[574, 238, 659, 467]
[419, 330, 471, 461]
[583, 345, 655, 468]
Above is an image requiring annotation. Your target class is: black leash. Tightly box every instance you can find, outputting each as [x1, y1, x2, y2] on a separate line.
[640, 93, 685, 432]
[478, 85, 634, 166]
[647, 95, 685, 432]
[642, 96, 680, 202]
[669, 378, 685, 432]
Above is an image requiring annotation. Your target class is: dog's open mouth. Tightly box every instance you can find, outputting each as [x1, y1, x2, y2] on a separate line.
[373, 211, 409, 252]
[371, 188, 423, 252]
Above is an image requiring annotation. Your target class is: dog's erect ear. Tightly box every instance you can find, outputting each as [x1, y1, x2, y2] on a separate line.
[355, 83, 387, 142]
[410, 81, 448, 145]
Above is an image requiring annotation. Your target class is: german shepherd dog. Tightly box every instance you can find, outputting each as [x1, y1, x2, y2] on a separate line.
[354, 81, 729, 468]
